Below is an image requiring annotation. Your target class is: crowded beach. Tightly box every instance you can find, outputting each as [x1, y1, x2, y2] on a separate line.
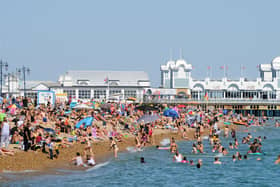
[0, 96, 280, 172]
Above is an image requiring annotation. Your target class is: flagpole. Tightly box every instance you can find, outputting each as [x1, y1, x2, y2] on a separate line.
[107, 75, 110, 101]
[210, 66, 212, 79]
[224, 64, 226, 78]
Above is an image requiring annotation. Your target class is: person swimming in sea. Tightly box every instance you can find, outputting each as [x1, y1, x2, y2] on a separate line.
[242, 137, 248, 144]
[234, 138, 239, 149]
[181, 156, 188, 163]
[214, 157, 222, 164]
[173, 151, 183, 163]
[197, 142, 204, 153]
[222, 147, 228, 156]
[238, 154, 242, 161]
[189, 160, 194, 166]
[192, 143, 198, 154]
[274, 155, 280, 164]
[232, 155, 236, 162]
[224, 126, 229, 138]
[140, 157, 146, 163]
[170, 138, 178, 153]
[196, 159, 203, 168]
[229, 142, 234, 149]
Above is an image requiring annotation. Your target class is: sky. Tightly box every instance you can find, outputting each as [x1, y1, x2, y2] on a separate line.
[0, 0, 280, 86]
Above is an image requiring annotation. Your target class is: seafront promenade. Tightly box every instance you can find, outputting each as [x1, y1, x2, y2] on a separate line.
[144, 98, 280, 105]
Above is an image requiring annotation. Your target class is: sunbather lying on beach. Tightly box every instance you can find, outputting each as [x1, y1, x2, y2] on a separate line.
[0, 148, 15, 156]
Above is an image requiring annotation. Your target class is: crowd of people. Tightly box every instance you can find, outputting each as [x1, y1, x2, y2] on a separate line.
[156, 117, 280, 168]
[0, 96, 280, 170]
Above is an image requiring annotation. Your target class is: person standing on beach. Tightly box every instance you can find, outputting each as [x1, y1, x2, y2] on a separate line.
[110, 137, 119, 158]
[23, 123, 31, 151]
[49, 139, 54, 160]
[1, 118, 10, 149]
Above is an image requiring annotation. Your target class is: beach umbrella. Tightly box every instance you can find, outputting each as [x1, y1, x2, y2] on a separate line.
[70, 102, 77, 109]
[137, 114, 160, 124]
[75, 117, 94, 128]
[135, 105, 157, 111]
[44, 128, 56, 135]
[73, 104, 92, 110]
[163, 109, 179, 118]
[127, 97, 137, 101]
[177, 104, 186, 108]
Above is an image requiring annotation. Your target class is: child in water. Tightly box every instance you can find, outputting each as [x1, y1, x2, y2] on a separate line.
[232, 155, 236, 162]
[140, 157, 146, 163]
[189, 160, 194, 166]
[181, 157, 188, 164]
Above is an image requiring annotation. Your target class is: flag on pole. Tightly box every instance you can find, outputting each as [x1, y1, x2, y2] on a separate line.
[104, 77, 108, 83]
[204, 92, 209, 101]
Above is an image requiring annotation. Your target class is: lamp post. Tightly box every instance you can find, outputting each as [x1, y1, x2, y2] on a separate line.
[17, 66, 30, 97]
[0, 60, 8, 96]
[4, 73, 11, 98]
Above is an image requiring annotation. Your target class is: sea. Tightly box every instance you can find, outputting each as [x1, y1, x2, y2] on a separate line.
[2, 121, 280, 187]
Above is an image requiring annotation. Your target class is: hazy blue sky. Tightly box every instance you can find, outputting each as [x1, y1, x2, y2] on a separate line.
[0, 0, 280, 86]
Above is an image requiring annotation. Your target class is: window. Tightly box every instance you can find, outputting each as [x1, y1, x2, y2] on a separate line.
[124, 90, 136, 98]
[177, 67, 186, 78]
[94, 90, 106, 99]
[64, 89, 76, 98]
[164, 72, 169, 79]
[109, 89, 121, 96]
[25, 92, 37, 98]
[77, 80, 89, 86]
[78, 89, 91, 99]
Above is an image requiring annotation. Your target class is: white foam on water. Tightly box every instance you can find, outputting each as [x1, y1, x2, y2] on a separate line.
[86, 161, 110, 172]
[3, 170, 38, 174]
[160, 138, 170, 146]
[126, 147, 137, 153]
[203, 136, 209, 140]
[215, 153, 224, 157]
[126, 147, 143, 153]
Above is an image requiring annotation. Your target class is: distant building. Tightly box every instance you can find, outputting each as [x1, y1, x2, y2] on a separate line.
[149, 56, 280, 100]
[3, 70, 150, 102]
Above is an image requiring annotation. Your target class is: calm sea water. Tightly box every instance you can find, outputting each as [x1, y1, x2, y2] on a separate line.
[3, 123, 280, 187]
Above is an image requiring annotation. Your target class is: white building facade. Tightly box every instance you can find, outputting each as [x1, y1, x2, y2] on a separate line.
[153, 56, 280, 101]
[3, 70, 150, 102]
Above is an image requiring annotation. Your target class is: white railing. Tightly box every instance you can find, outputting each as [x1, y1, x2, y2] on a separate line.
[143, 98, 280, 104]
